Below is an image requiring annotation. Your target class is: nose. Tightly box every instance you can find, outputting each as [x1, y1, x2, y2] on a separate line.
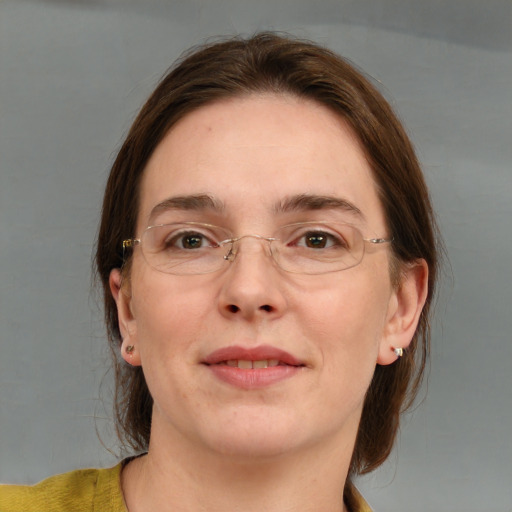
[218, 236, 288, 321]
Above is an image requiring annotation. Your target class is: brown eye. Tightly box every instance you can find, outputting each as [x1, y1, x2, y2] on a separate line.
[305, 233, 328, 249]
[181, 234, 205, 249]
[164, 231, 211, 250]
[298, 231, 344, 249]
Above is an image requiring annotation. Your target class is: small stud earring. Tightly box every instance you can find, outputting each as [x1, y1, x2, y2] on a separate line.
[125, 345, 135, 355]
[393, 347, 403, 357]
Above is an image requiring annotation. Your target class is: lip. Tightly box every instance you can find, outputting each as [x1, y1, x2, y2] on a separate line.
[202, 345, 305, 390]
[203, 345, 303, 366]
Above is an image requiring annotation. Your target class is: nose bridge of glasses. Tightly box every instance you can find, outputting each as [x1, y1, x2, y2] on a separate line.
[223, 234, 277, 262]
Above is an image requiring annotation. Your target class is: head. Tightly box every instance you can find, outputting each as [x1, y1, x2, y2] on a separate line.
[96, 32, 438, 492]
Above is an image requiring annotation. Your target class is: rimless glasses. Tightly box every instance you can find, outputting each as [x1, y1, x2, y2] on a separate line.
[122, 221, 392, 276]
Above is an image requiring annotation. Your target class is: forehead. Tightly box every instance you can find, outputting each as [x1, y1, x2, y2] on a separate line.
[138, 94, 385, 231]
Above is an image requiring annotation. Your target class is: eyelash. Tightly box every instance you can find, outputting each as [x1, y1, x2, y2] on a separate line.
[164, 230, 218, 250]
[161, 226, 350, 252]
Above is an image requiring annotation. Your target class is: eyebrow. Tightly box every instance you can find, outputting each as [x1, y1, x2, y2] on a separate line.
[148, 192, 364, 222]
[274, 194, 365, 220]
[149, 194, 224, 220]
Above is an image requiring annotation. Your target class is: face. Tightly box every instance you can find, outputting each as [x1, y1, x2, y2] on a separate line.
[112, 95, 414, 460]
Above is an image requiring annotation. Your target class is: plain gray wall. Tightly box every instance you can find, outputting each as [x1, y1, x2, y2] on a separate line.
[1, 1, 511, 511]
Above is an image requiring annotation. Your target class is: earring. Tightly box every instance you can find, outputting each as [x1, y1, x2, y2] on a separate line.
[393, 347, 404, 357]
[125, 345, 135, 355]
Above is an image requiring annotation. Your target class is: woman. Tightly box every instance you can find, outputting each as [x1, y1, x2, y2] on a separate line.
[1, 33, 438, 512]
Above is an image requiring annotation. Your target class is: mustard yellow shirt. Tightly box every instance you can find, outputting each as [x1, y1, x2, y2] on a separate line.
[0, 462, 372, 512]
[0, 463, 125, 512]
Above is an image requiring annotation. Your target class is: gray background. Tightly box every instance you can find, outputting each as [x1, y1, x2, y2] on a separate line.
[1, 1, 511, 510]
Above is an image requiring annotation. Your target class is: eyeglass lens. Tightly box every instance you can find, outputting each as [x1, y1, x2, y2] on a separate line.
[137, 222, 369, 275]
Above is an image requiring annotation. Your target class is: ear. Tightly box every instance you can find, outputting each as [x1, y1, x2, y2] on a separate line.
[377, 259, 429, 365]
[109, 268, 142, 366]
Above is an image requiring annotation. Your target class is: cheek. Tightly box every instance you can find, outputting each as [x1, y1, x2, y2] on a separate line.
[302, 269, 392, 373]
[304, 272, 390, 340]
[129, 277, 216, 413]
[130, 272, 214, 362]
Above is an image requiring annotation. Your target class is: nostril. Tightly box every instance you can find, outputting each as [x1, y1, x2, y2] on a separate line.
[260, 304, 273, 312]
[227, 304, 240, 313]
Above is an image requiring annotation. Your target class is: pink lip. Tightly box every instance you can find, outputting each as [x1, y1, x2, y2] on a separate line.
[203, 345, 303, 366]
[202, 345, 305, 390]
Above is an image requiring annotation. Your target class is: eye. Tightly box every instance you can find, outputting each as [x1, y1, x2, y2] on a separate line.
[283, 224, 352, 251]
[143, 223, 232, 263]
[301, 231, 332, 249]
[294, 230, 347, 249]
[165, 230, 216, 250]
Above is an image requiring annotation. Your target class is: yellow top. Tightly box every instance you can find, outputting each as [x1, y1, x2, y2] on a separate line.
[0, 463, 126, 512]
[0, 463, 372, 512]
[351, 487, 373, 512]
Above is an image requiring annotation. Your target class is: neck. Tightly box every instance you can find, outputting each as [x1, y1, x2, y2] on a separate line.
[122, 422, 356, 512]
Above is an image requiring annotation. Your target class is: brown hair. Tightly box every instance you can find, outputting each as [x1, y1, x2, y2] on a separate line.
[95, 32, 439, 500]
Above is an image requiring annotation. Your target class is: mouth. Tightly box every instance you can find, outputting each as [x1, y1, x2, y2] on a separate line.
[202, 345, 306, 389]
[214, 359, 286, 369]
[203, 345, 304, 368]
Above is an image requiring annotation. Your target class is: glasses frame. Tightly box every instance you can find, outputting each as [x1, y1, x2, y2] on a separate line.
[122, 221, 393, 275]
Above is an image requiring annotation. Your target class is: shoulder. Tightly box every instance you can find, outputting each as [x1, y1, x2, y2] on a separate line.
[0, 463, 126, 512]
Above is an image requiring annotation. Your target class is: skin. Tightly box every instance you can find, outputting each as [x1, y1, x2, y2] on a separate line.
[110, 94, 428, 512]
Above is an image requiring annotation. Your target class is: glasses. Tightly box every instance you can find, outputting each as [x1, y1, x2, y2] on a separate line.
[122, 221, 392, 275]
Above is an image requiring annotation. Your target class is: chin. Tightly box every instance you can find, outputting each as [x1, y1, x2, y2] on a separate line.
[197, 411, 314, 460]
[208, 431, 301, 460]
